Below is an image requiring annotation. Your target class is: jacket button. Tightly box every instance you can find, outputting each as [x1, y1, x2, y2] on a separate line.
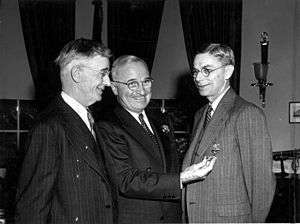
[146, 167, 151, 172]
[76, 174, 79, 178]
[75, 217, 79, 222]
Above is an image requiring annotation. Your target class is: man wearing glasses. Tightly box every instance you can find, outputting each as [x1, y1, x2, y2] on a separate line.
[97, 55, 216, 224]
[16, 38, 118, 224]
[182, 43, 275, 223]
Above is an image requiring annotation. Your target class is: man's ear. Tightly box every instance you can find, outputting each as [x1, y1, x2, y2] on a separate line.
[110, 82, 118, 96]
[70, 65, 81, 83]
[224, 65, 234, 80]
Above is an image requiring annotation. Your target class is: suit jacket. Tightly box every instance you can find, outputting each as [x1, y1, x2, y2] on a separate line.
[97, 105, 181, 224]
[15, 95, 117, 224]
[182, 88, 276, 223]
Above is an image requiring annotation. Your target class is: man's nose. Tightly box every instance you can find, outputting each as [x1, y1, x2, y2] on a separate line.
[103, 75, 111, 86]
[136, 83, 146, 94]
[194, 72, 205, 82]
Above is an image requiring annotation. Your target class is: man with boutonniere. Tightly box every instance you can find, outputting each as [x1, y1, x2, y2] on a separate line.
[182, 43, 276, 223]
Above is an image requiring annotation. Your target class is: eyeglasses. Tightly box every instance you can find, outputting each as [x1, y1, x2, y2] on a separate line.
[192, 65, 227, 78]
[83, 66, 110, 78]
[112, 78, 154, 91]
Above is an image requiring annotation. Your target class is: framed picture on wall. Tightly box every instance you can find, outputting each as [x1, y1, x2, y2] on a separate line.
[289, 101, 300, 123]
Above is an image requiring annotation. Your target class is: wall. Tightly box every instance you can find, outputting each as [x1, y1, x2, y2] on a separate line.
[240, 0, 300, 151]
[0, 0, 299, 151]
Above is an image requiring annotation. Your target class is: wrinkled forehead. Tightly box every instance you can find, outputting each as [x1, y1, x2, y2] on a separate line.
[116, 61, 150, 81]
[193, 53, 222, 68]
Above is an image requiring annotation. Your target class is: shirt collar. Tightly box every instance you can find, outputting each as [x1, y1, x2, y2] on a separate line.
[61, 91, 90, 128]
[210, 86, 230, 114]
[125, 108, 146, 122]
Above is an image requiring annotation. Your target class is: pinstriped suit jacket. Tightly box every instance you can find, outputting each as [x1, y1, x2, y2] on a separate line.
[15, 96, 117, 224]
[182, 88, 276, 223]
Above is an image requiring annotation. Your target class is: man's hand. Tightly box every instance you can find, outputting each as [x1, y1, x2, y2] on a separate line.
[180, 156, 216, 185]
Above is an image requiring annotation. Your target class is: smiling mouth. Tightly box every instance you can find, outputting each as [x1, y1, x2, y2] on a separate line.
[197, 83, 209, 88]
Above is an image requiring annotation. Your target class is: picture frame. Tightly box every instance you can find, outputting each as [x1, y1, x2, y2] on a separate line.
[289, 101, 300, 123]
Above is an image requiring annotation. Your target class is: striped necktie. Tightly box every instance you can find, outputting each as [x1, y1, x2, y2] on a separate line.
[204, 105, 213, 129]
[87, 108, 96, 139]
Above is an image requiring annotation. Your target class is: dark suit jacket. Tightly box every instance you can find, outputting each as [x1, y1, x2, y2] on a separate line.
[15, 95, 117, 224]
[182, 88, 276, 223]
[97, 105, 181, 224]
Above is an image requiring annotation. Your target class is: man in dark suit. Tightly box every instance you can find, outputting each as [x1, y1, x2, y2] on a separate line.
[15, 38, 117, 224]
[182, 43, 276, 223]
[97, 55, 216, 224]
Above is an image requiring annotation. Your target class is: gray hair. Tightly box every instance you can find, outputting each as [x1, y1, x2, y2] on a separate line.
[199, 43, 235, 66]
[111, 55, 148, 80]
[55, 38, 111, 70]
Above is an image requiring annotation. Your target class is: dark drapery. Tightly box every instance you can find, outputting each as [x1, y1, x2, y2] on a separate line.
[107, 0, 164, 71]
[91, 0, 165, 117]
[18, 0, 75, 110]
[179, 0, 242, 93]
[92, 0, 103, 42]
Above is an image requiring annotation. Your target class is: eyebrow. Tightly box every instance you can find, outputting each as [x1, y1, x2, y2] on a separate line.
[125, 77, 151, 82]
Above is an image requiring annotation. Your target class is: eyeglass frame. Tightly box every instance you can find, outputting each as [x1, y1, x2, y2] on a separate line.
[81, 65, 111, 78]
[112, 77, 154, 91]
[192, 64, 228, 79]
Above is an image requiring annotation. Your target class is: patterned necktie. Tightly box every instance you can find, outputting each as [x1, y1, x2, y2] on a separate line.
[87, 108, 96, 139]
[138, 113, 157, 142]
[204, 105, 213, 129]
[190, 105, 213, 164]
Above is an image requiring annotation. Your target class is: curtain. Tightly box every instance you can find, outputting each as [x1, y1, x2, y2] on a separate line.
[179, 0, 242, 93]
[18, 0, 75, 110]
[92, 0, 103, 42]
[107, 0, 164, 72]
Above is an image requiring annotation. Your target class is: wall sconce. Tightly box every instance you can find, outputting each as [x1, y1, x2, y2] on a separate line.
[251, 32, 273, 108]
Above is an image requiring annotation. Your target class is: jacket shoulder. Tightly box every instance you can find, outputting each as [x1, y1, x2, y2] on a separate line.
[231, 96, 267, 124]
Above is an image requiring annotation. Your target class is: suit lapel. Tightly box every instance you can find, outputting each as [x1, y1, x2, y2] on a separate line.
[114, 106, 164, 164]
[196, 89, 236, 161]
[148, 119, 166, 170]
[56, 96, 109, 182]
[182, 108, 206, 169]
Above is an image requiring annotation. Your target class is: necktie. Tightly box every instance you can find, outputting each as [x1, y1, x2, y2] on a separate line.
[87, 108, 96, 139]
[190, 105, 213, 164]
[138, 114, 157, 142]
[203, 105, 213, 129]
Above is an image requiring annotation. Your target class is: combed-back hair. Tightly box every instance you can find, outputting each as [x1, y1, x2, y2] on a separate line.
[55, 38, 112, 70]
[111, 55, 148, 79]
[200, 43, 235, 66]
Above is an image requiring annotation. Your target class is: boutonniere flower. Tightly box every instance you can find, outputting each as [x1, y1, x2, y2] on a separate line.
[211, 143, 221, 156]
[161, 124, 170, 134]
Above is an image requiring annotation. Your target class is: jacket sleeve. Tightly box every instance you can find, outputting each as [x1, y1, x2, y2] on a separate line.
[15, 122, 61, 224]
[235, 106, 276, 222]
[98, 123, 181, 201]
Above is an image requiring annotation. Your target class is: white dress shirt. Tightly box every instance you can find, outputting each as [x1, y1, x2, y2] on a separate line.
[126, 109, 154, 134]
[210, 86, 230, 116]
[61, 91, 93, 133]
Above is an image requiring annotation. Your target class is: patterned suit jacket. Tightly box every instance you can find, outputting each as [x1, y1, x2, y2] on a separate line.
[97, 105, 181, 224]
[15, 95, 117, 224]
[182, 88, 276, 223]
